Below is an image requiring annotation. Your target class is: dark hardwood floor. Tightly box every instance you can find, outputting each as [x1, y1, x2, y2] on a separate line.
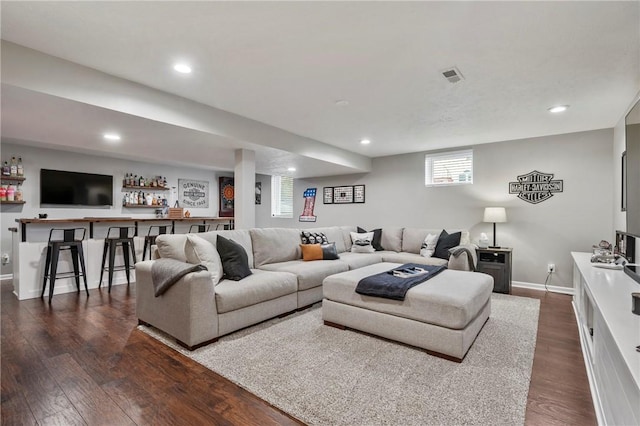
[1, 280, 596, 425]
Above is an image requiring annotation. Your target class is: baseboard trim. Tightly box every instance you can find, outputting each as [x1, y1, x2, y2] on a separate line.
[0, 273, 13, 281]
[512, 280, 574, 295]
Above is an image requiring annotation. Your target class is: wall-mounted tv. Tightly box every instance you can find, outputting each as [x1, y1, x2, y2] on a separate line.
[40, 169, 113, 207]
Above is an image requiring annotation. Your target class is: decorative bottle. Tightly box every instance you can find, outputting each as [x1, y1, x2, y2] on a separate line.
[6, 185, 15, 201]
[0, 185, 6, 201]
[2, 162, 9, 176]
[14, 184, 23, 202]
[17, 157, 24, 177]
[9, 157, 17, 177]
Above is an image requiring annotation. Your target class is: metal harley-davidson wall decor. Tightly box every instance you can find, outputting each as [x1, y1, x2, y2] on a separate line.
[508, 170, 563, 204]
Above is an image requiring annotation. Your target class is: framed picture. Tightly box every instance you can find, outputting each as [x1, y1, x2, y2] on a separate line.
[255, 182, 262, 205]
[219, 177, 234, 217]
[323, 187, 334, 204]
[354, 185, 365, 203]
[333, 186, 354, 204]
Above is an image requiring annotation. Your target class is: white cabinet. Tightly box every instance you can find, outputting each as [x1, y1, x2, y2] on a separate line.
[572, 252, 640, 426]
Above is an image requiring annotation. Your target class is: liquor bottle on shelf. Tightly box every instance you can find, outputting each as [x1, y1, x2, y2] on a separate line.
[138, 191, 144, 205]
[122, 192, 128, 206]
[14, 184, 23, 202]
[0, 185, 7, 201]
[133, 175, 138, 187]
[146, 193, 153, 206]
[9, 157, 17, 177]
[6, 185, 15, 201]
[2, 161, 10, 176]
[17, 157, 24, 177]
[163, 177, 167, 188]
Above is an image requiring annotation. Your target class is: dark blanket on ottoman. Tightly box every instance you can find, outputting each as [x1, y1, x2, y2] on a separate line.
[355, 263, 446, 301]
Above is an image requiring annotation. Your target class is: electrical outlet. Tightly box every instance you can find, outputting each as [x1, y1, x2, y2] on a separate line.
[547, 263, 555, 273]
[1, 253, 9, 265]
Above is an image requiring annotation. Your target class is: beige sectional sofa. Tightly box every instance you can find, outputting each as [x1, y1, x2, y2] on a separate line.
[135, 226, 477, 350]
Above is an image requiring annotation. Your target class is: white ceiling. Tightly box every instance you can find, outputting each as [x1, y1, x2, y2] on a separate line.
[1, 1, 639, 175]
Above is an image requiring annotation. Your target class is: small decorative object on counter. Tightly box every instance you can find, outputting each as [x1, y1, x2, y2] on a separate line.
[478, 233, 489, 248]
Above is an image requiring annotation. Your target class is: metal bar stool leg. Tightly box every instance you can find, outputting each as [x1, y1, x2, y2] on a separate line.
[41, 246, 52, 298]
[108, 241, 116, 293]
[70, 245, 81, 292]
[122, 241, 131, 285]
[99, 240, 108, 288]
[77, 243, 89, 296]
[48, 245, 60, 303]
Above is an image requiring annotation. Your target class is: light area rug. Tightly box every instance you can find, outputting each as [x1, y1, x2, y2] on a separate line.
[139, 293, 540, 425]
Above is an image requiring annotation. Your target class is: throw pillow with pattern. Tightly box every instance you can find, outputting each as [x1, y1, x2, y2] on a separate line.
[300, 231, 329, 245]
[350, 231, 375, 253]
[419, 232, 441, 258]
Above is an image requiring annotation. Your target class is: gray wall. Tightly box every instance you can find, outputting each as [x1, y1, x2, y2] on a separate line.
[257, 128, 614, 288]
[0, 141, 223, 276]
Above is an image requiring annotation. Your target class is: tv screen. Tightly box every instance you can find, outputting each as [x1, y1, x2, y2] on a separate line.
[40, 169, 113, 206]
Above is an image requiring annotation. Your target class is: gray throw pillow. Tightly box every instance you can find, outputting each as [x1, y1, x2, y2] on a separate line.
[216, 235, 252, 281]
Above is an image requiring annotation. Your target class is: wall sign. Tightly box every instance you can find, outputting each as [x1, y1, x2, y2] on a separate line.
[178, 179, 209, 208]
[299, 188, 317, 222]
[509, 170, 563, 204]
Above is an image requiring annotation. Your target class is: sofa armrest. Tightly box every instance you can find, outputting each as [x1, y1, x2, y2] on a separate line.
[447, 244, 478, 271]
[135, 260, 219, 348]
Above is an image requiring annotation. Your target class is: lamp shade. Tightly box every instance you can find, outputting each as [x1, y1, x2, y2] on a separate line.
[483, 207, 507, 223]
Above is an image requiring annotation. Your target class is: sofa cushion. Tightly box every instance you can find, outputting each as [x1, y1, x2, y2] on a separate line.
[195, 230, 255, 268]
[259, 259, 349, 291]
[300, 243, 340, 261]
[381, 252, 448, 267]
[155, 234, 188, 262]
[250, 228, 301, 267]
[350, 231, 375, 253]
[338, 252, 385, 269]
[215, 269, 298, 313]
[340, 226, 358, 252]
[434, 230, 461, 260]
[380, 227, 403, 252]
[419, 232, 441, 258]
[357, 227, 384, 251]
[300, 231, 329, 245]
[217, 235, 252, 281]
[185, 234, 223, 285]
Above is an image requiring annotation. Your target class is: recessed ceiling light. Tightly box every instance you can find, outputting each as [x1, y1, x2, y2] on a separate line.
[548, 105, 569, 113]
[103, 133, 121, 141]
[360, 139, 371, 145]
[173, 63, 192, 74]
[335, 100, 349, 106]
[287, 167, 296, 172]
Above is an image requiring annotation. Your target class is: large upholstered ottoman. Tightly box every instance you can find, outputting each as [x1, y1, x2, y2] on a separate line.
[322, 262, 493, 361]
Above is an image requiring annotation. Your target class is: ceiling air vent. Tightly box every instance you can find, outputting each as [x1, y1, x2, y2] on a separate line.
[441, 67, 464, 84]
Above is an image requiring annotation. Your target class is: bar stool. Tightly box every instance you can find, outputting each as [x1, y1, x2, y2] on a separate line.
[143, 225, 168, 260]
[99, 226, 137, 292]
[41, 228, 88, 303]
[188, 224, 211, 233]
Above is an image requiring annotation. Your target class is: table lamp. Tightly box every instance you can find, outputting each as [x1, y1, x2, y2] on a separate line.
[483, 207, 507, 248]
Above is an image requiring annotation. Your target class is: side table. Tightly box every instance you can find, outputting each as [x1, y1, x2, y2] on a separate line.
[476, 247, 513, 294]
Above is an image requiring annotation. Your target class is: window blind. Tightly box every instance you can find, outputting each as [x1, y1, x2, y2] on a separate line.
[425, 149, 473, 186]
[271, 175, 293, 218]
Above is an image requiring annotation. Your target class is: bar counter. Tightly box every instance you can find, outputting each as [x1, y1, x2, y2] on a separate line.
[10, 216, 234, 300]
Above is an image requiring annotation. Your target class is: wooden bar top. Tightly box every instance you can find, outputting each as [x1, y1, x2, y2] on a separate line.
[16, 217, 232, 224]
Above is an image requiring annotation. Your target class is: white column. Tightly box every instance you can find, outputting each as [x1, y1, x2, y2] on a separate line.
[234, 149, 256, 229]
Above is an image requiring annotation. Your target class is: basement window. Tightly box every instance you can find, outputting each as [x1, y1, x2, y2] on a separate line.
[271, 175, 293, 218]
[425, 149, 473, 187]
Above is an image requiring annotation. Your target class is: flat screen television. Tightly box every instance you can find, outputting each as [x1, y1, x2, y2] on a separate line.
[625, 98, 640, 237]
[40, 169, 113, 206]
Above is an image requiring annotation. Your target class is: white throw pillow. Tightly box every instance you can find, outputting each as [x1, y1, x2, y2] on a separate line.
[185, 234, 223, 285]
[350, 231, 375, 253]
[420, 232, 440, 258]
